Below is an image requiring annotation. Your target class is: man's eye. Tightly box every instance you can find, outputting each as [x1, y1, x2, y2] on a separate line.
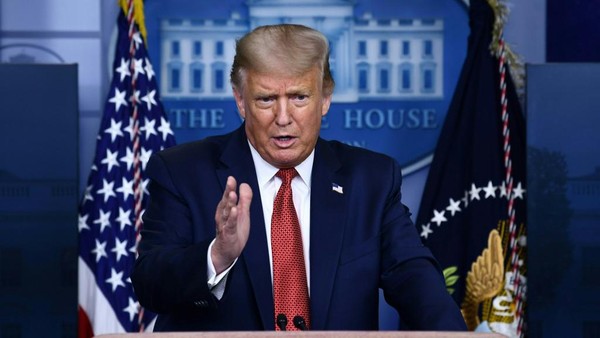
[257, 97, 273, 104]
[294, 95, 308, 101]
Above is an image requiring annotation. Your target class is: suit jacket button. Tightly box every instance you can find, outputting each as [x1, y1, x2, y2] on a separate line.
[194, 300, 208, 307]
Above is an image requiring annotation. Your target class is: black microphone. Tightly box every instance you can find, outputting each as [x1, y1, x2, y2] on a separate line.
[276, 313, 288, 331]
[293, 315, 308, 331]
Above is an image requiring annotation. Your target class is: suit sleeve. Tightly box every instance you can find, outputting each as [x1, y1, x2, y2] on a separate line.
[131, 153, 218, 314]
[379, 159, 467, 331]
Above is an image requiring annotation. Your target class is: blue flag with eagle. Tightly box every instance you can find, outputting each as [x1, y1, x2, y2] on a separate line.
[77, 0, 176, 336]
[415, 0, 526, 336]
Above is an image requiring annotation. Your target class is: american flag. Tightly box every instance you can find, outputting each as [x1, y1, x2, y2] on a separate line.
[77, 2, 176, 336]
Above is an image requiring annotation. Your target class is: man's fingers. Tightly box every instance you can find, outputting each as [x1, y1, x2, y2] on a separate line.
[216, 176, 237, 223]
[227, 206, 238, 228]
[215, 179, 252, 239]
[222, 190, 237, 218]
[221, 176, 237, 204]
[238, 183, 253, 213]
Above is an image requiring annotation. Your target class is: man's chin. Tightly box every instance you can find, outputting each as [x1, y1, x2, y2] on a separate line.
[264, 151, 304, 169]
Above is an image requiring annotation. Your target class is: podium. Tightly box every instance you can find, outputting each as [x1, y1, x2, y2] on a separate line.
[95, 332, 504, 338]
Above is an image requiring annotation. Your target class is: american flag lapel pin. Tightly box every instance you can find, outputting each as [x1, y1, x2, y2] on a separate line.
[332, 183, 343, 194]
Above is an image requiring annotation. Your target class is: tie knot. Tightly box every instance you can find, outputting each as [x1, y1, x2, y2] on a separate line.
[276, 168, 298, 186]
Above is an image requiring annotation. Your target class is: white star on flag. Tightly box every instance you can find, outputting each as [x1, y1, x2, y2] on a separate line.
[123, 117, 135, 140]
[420, 223, 433, 239]
[140, 148, 153, 170]
[111, 238, 129, 262]
[84, 185, 94, 202]
[93, 209, 112, 233]
[513, 182, 526, 199]
[123, 298, 140, 322]
[115, 58, 130, 82]
[132, 57, 145, 79]
[431, 209, 447, 226]
[132, 32, 143, 50]
[106, 268, 126, 292]
[446, 198, 461, 216]
[120, 147, 135, 171]
[91, 239, 108, 262]
[461, 190, 470, 207]
[141, 89, 157, 111]
[116, 177, 135, 200]
[101, 149, 120, 172]
[140, 117, 157, 140]
[469, 183, 482, 201]
[108, 88, 128, 112]
[79, 214, 90, 232]
[97, 179, 116, 202]
[158, 117, 174, 141]
[115, 207, 133, 231]
[105, 119, 124, 142]
[142, 178, 151, 196]
[483, 181, 497, 198]
[144, 57, 155, 81]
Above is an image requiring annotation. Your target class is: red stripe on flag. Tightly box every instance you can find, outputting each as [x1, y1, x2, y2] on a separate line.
[78, 305, 94, 338]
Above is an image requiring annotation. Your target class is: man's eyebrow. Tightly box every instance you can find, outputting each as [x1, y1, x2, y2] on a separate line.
[287, 87, 312, 95]
[253, 90, 276, 97]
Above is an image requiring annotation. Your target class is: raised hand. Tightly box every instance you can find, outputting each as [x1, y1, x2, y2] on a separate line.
[211, 176, 253, 274]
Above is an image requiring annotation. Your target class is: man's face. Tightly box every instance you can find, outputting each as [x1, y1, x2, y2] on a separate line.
[234, 66, 332, 168]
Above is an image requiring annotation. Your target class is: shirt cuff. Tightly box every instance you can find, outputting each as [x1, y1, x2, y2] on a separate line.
[207, 238, 237, 300]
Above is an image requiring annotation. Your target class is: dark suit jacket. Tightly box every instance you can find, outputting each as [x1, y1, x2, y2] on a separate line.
[131, 125, 466, 331]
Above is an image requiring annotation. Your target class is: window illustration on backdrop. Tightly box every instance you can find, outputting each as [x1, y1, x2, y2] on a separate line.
[158, 3, 444, 102]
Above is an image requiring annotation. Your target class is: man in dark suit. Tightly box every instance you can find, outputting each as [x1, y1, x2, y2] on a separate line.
[131, 24, 466, 332]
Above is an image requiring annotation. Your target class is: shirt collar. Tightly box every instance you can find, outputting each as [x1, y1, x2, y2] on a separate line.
[248, 140, 314, 188]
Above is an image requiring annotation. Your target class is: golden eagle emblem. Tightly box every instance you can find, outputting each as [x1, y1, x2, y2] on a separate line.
[461, 229, 505, 331]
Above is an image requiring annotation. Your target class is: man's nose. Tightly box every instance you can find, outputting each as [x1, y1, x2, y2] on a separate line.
[274, 100, 292, 126]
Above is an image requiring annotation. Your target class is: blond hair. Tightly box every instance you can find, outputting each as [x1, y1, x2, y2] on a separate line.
[230, 24, 335, 96]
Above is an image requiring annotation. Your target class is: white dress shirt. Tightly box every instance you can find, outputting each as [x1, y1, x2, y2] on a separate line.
[207, 141, 314, 298]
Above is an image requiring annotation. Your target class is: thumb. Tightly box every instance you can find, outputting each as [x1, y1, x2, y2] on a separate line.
[238, 183, 253, 213]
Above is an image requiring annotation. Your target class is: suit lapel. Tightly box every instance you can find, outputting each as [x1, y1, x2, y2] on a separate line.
[309, 139, 346, 330]
[216, 125, 274, 330]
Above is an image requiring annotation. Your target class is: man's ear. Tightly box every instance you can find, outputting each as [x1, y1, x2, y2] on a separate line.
[233, 87, 246, 119]
[321, 94, 332, 117]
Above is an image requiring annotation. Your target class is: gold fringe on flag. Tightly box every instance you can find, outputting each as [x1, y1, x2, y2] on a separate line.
[119, 0, 148, 46]
[485, 0, 524, 92]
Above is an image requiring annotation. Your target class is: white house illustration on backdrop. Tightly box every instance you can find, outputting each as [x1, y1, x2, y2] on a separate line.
[159, 0, 444, 103]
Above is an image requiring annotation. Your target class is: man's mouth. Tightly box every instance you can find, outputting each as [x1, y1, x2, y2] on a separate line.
[275, 136, 293, 141]
[273, 135, 296, 147]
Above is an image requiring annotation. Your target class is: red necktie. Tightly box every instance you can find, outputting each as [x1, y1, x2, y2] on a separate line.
[271, 168, 310, 331]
